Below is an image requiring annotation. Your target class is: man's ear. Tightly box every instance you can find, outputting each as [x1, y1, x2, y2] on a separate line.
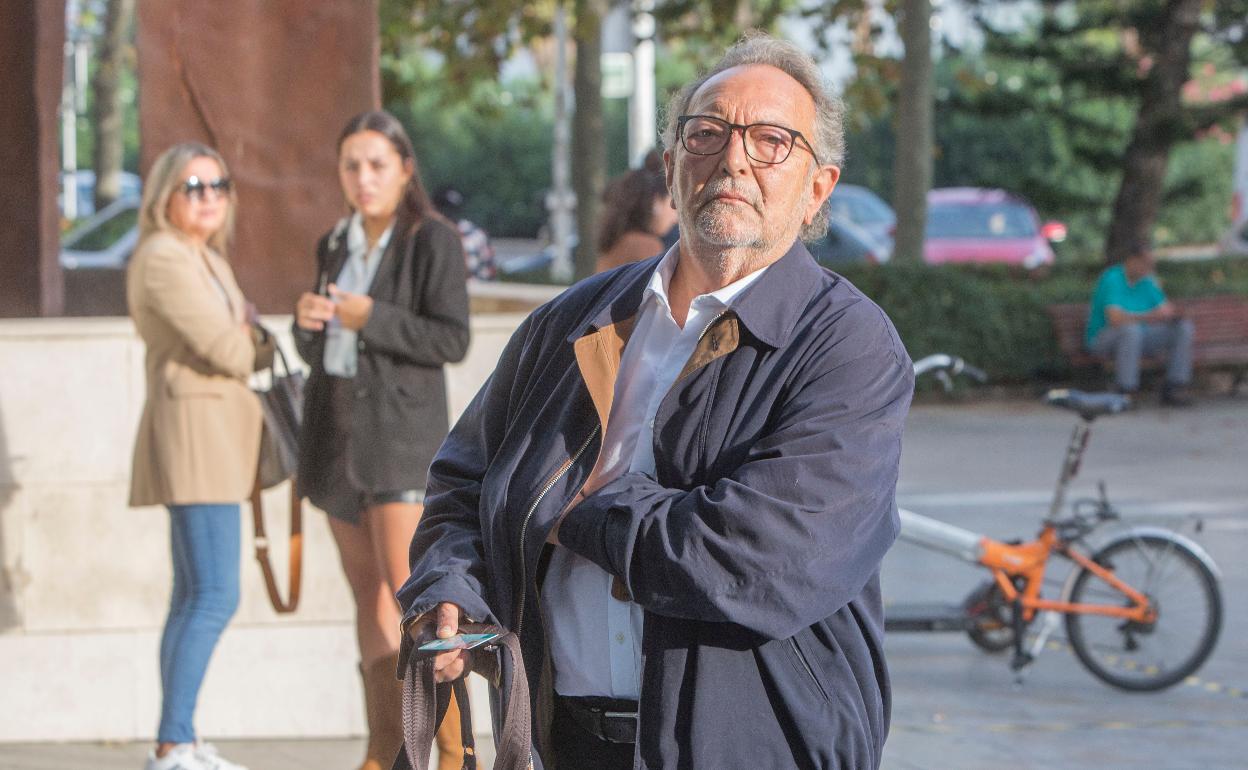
[804, 164, 841, 225]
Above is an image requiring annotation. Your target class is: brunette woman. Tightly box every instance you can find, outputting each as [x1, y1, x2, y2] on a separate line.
[594, 166, 678, 273]
[293, 111, 469, 770]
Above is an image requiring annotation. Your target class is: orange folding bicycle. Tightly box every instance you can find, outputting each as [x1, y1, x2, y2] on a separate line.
[889, 355, 1223, 692]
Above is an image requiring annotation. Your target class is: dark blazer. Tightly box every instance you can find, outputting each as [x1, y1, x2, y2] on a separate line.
[293, 212, 470, 496]
[397, 241, 913, 769]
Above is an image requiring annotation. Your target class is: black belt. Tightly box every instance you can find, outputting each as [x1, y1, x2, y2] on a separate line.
[557, 695, 638, 744]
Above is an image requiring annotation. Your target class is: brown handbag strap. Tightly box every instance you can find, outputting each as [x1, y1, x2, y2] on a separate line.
[249, 478, 303, 614]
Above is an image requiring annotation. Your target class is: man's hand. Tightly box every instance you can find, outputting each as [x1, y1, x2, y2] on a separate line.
[295, 292, 334, 331]
[328, 283, 374, 331]
[1152, 302, 1178, 322]
[409, 601, 471, 683]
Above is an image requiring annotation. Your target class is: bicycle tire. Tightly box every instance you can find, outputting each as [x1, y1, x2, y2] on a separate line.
[1065, 532, 1222, 692]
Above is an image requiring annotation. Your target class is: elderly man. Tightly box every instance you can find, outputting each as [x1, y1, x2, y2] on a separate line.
[397, 34, 913, 769]
[1086, 242, 1195, 405]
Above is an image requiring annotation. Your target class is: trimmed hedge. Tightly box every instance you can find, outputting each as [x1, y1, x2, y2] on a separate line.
[834, 257, 1248, 383]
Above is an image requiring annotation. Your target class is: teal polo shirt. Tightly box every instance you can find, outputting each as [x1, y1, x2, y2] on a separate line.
[1085, 264, 1167, 346]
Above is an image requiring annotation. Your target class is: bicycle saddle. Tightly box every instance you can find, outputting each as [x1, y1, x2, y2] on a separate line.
[1044, 388, 1132, 420]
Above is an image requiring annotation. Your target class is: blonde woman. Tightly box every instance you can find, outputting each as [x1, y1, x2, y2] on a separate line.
[128, 143, 273, 770]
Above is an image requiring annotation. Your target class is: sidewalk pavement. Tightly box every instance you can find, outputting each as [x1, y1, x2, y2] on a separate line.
[0, 739, 492, 769]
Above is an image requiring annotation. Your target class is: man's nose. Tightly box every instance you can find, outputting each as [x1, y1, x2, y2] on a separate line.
[719, 126, 751, 175]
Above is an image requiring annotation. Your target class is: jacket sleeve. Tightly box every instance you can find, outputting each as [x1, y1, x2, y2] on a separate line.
[291, 236, 329, 369]
[395, 312, 540, 658]
[140, 236, 256, 380]
[557, 306, 915, 641]
[359, 221, 471, 367]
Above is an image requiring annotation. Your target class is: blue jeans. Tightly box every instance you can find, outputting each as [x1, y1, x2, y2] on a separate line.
[157, 503, 241, 744]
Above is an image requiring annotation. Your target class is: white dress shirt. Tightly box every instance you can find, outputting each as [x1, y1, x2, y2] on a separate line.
[324, 214, 393, 378]
[541, 247, 770, 698]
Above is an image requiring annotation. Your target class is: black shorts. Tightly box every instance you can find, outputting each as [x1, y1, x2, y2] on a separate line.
[305, 375, 425, 524]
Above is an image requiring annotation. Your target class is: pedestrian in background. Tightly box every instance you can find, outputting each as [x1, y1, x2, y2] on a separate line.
[434, 184, 497, 280]
[293, 110, 470, 770]
[1085, 241, 1195, 405]
[594, 166, 678, 273]
[128, 142, 275, 770]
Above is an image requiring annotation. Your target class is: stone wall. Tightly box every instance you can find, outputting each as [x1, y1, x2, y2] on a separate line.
[0, 312, 531, 741]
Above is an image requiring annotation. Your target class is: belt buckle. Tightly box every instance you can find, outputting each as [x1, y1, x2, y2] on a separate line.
[600, 710, 638, 744]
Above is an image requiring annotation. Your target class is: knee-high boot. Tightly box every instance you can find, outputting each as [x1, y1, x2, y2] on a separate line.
[436, 687, 464, 770]
[358, 652, 404, 770]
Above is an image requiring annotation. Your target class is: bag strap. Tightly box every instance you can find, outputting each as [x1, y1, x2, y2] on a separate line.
[400, 631, 531, 770]
[249, 476, 303, 614]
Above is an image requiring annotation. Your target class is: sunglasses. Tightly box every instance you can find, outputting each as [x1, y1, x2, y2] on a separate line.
[178, 175, 233, 202]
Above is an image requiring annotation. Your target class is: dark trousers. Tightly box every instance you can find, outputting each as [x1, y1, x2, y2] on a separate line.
[551, 695, 636, 770]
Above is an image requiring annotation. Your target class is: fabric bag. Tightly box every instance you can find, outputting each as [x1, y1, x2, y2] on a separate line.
[396, 625, 531, 770]
[250, 327, 305, 614]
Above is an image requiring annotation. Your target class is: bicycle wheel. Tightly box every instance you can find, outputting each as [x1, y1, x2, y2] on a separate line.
[1065, 532, 1222, 691]
[963, 580, 1016, 654]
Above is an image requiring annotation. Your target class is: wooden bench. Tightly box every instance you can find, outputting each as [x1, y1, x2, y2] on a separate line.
[1046, 297, 1248, 390]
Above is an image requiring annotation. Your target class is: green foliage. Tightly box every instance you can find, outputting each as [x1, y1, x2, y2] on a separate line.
[389, 72, 555, 236]
[834, 257, 1248, 382]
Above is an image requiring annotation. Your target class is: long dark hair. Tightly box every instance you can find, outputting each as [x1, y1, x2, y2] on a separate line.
[337, 110, 439, 227]
[597, 167, 669, 253]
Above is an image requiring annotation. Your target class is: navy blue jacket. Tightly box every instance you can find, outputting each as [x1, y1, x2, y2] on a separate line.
[397, 240, 914, 769]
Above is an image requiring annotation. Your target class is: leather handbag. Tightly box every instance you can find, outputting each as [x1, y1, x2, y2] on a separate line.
[250, 328, 305, 614]
[396, 625, 531, 770]
[254, 339, 304, 489]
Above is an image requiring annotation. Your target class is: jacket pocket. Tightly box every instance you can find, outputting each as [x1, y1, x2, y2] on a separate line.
[787, 633, 831, 703]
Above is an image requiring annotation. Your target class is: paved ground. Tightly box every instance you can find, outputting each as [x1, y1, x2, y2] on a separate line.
[4, 395, 1245, 769]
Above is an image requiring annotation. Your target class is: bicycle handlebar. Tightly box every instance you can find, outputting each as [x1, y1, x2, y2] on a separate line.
[911, 354, 988, 387]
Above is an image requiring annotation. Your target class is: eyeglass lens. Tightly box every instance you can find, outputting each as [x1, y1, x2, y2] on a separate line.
[181, 175, 232, 201]
[681, 116, 796, 164]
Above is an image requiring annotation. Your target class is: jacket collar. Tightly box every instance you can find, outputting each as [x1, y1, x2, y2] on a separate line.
[571, 238, 823, 349]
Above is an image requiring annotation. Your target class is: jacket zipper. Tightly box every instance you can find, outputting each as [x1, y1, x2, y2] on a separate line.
[514, 425, 600, 637]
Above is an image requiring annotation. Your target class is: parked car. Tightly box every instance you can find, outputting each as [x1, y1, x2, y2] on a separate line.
[808, 218, 891, 266]
[60, 198, 140, 270]
[1219, 218, 1248, 255]
[923, 187, 1065, 269]
[59, 169, 142, 218]
[827, 183, 896, 253]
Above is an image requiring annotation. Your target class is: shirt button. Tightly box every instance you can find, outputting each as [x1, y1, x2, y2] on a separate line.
[355, 387, 367, 399]
[615, 633, 625, 644]
[357, 340, 366, 351]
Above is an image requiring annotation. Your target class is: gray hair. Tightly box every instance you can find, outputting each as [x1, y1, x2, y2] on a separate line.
[661, 32, 845, 240]
[138, 142, 237, 256]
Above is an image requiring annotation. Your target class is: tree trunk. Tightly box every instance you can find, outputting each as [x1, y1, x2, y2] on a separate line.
[92, 0, 135, 211]
[892, 0, 932, 264]
[571, 0, 607, 280]
[1103, 0, 1201, 264]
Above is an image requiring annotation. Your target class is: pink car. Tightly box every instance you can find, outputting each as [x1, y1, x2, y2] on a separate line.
[924, 187, 1066, 269]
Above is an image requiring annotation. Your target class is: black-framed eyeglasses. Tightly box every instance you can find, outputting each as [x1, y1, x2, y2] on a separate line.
[178, 175, 233, 202]
[677, 114, 821, 166]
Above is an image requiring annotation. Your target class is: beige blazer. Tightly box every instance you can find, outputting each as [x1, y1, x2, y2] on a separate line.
[127, 230, 273, 506]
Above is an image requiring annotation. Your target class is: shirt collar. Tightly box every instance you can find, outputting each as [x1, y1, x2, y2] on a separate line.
[642, 243, 772, 313]
[580, 238, 828, 349]
[346, 212, 394, 257]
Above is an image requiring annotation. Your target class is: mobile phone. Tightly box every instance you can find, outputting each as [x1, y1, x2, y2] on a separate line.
[416, 632, 503, 657]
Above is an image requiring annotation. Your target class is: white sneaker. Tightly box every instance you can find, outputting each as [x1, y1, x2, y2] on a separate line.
[142, 743, 249, 770]
[193, 743, 250, 770]
[143, 744, 205, 770]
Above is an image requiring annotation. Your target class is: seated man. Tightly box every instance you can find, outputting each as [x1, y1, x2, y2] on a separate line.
[1085, 242, 1194, 405]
